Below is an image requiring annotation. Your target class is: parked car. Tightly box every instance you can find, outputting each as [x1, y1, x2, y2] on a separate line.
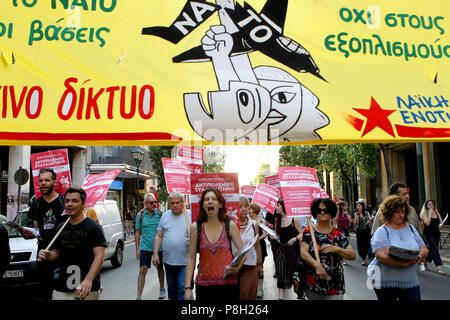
[0, 200, 124, 298]
[0, 208, 40, 298]
[93, 200, 125, 268]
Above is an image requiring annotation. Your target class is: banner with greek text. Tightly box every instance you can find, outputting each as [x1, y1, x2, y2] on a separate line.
[251, 183, 280, 214]
[30, 148, 71, 197]
[161, 158, 191, 195]
[278, 166, 321, 217]
[81, 168, 121, 208]
[240, 185, 256, 199]
[1, 0, 449, 145]
[190, 172, 240, 225]
[175, 146, 203, 174]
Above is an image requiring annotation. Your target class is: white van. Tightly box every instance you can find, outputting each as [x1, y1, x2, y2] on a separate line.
[93, 200, 125, 268]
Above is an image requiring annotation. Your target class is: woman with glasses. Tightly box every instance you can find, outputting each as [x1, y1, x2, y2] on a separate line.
[300, 198, 356, 300]
[274, 200, 303, 300]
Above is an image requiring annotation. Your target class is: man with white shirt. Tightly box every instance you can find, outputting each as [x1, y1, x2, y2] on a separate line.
[153, 192, 191, 300]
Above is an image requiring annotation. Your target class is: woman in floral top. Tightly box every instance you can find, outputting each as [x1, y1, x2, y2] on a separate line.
[300, 198, 356, 300]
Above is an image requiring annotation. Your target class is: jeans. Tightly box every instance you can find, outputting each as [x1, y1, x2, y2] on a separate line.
[374, 286, 421, 301]
[164, 264, 186, 300]
[425, 235, 443, 266]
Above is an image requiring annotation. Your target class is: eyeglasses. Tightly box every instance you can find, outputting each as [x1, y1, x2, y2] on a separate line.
[317, 208, 329, 214]
[145, 201, 157, 205]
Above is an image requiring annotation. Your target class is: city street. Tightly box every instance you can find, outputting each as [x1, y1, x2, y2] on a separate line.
[99, 237, 450, 300]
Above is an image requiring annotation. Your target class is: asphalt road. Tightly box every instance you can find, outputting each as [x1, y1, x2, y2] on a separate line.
[99, 238, 450, 300]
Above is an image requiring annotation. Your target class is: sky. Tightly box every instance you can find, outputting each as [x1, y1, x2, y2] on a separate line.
[223, 145, 280, 186]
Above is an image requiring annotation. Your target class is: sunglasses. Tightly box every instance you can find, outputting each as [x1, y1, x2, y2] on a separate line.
[317, 208, 329, 214]
[146, 201, 157, 205]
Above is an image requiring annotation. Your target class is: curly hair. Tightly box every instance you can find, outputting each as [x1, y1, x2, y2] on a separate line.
[379, 195, 409, 224]
[197, 188, 228, 223]
[310, 198, 338, 219]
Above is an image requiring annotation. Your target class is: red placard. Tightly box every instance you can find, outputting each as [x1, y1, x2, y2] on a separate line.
[82, 169, 122, 208]
[190, 173, 240, 226]
[278, 167, 322, 217]
[241, 185, 256, 199]
[264, 174, 280, 190]
[30, 148, 72, 198]
[177, 146, 203, 164]
[162, 158, 191, 195]
[251, 183, 280, 214]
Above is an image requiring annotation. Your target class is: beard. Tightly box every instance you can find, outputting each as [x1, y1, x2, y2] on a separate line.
[40, 185, 55, 195]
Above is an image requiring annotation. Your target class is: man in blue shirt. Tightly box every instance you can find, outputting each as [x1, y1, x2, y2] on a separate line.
[135, 193, 165, 300]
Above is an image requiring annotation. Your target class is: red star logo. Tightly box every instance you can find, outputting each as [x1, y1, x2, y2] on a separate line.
[353, 97, 397, 137]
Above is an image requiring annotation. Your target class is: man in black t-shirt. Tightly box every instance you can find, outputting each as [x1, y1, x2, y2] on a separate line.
[38, 187, 107, 300]
[24, 168, 67, 248]
[21, 168, 67, 300]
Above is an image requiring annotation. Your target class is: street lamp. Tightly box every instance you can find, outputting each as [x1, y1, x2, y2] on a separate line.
[131, 147, 145, 212]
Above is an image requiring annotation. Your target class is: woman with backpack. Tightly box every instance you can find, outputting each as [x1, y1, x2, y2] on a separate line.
[184, 188, 245, 300]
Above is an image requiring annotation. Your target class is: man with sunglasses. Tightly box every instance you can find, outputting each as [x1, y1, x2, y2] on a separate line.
[135, 193, 165, 300]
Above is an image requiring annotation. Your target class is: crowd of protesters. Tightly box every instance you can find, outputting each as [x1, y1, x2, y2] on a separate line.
[1, 170, 447, 301]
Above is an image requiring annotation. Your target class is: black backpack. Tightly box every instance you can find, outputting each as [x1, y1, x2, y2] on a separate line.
[196, 219, 232, 255]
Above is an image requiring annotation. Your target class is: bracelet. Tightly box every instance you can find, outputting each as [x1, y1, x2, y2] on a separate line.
[185, 287, 192, 290]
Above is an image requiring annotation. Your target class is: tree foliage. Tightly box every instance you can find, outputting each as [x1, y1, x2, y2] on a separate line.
[252, 163, 271, 185]
[279, 144, 379, 188]
[148, 146, 173, 203]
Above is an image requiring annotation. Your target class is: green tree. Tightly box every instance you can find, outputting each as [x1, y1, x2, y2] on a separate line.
[252, 163, 271, 185]
[279, 144, 379, 207]
[148, 146, 173, 203]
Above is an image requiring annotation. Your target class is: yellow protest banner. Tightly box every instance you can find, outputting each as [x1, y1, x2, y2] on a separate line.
[0, 0, 448, 145]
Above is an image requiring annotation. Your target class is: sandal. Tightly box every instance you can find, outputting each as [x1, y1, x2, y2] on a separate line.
[361, 261, 367, 266]
[437, 268, 446, 275]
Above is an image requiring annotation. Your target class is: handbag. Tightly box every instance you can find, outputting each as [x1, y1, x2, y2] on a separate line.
[293, 256, 307, 299]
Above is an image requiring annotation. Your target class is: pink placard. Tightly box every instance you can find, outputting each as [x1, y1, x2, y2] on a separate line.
[241, 185, 256, 199]
[190, 173, 240, 226]
[30, 149, 72, 198]
[177, 146, 203, 165]
[278, 167, 322, 216]
[82, 169, 122, 208]
[162, 158, 191, 195]
[251, 183, 280, 214]
[264, 174, 280, 190]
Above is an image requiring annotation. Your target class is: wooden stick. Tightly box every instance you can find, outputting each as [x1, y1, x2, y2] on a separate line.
[45, 218, 70, 251]
[306, 216, 321, 264]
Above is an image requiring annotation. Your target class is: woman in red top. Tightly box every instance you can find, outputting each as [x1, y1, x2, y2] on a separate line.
[185, 188, 244, 300]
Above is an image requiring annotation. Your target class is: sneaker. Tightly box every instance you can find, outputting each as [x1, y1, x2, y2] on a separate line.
[257, 289, 264, 299]
[159, 288, 166, 300]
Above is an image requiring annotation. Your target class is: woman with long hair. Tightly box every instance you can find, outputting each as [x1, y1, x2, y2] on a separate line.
[274, 199, 303, 300]
[249, 202, 267, 298]
[420, 200, 446, 275]
[184, 188, 244, 300]
[354, 200, 372, 266]
[333, 201, 352, 265]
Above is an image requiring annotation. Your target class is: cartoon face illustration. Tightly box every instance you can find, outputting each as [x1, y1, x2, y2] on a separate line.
[143, 0, 329, 142]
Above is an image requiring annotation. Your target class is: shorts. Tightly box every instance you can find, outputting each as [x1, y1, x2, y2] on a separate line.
[140, 250, 163, 270]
